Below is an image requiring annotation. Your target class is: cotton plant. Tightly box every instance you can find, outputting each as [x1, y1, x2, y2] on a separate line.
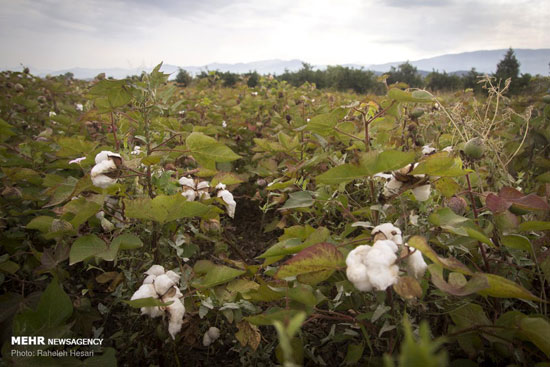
[346, 223, 427, 292]
[91, 150, 122, 189]
[375, 145, 438, 202]
[130, 265, 185, 340]
[178, 178, 236, 218]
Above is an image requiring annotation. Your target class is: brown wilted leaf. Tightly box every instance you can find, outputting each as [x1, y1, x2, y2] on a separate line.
[393, 276, 422, 300]
[235, 320, 261, 351]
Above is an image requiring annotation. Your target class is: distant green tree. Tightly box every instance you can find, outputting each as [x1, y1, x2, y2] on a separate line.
[425, 70, 462, 92]
[387, 62, 423, 88]
[244, 71, 260, 88]
[494, 48, 520, 93]
[175, 68, 192, 86]
[461, 68, 484, 93]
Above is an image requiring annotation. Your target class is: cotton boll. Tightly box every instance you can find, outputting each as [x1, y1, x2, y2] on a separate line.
[178, 177, 195, 188]
[215, 183, 226, 190]
[207, 326, 220, 340]
[364, 241, 399, 291]
[217, 190, 236, 218]
[94, 150, 116, 164]
[411, 184, 431, 202]
[345, 245, 373, 291]
[383, 177, 403, 197]
[374, 172, 393, 180]
[442, 146, 453, 153]
[165, 297, 185, 340]
[196, 181, 210, 190]
[143, 274, 156, 284]
[91, 174, 117, 189]
[203, 333, 213, 347]
[145, 264, 165, 276]
[371, 223, 403, 246]
[165, 270, 180, 284]
[131, 283, 157, 301]
[406, 249, 428, 279]
[422, 145, 436, 155]
[154, 274, 176, 296]
[91, 159, 117, 177]
[182, 189, 197, 201]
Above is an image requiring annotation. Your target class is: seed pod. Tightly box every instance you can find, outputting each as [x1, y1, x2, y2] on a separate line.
[464, 137, 484, 159]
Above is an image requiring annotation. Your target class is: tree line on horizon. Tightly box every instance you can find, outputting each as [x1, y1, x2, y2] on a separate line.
[175, 48, 548, 95]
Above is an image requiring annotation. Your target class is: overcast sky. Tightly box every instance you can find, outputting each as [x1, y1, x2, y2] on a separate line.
[0, 0, 548, 70]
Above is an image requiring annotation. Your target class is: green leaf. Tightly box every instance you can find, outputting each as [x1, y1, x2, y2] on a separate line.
[433, 177, 461, 198]
[62, 196, 102, 228]
[361, 150, 416, 175]
[246, 308, 302, 326]
[478, 273, 543, 301]
[411, 153, 470, 177]
[186, 132, 241, 165]
[38, 279, 73, 328]
[345, 343, 365, 365]
[0, 260, 20, 274]
[280, 191, 315, 210]
[55, 137, 98, 158]
[397, 316, 447, 367]
[501, 235, 532, 253]
[124, 297, 173, 308]
[275, 242, 344, 284]
[111, 233, 143, 250]
[191, 262, 246, 289]
[315, 164, 367, 185]
[69, 234, 107, 265]
[429, 208, 494, 247]
[519, 221, 550, 231]
[307, 107, 347, 135]
[125, 194, 214, 224]
[288, 284, 318, 307]
[26, 216, 55, 233]
[519, 317, 550, 358]
[450, 303, 491, 331]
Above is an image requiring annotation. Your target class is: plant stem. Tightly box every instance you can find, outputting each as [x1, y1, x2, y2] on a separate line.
[110, 112, 119, 150]
[465, 173, 490, 272]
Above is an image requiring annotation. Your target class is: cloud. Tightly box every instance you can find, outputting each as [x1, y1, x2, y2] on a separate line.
[0, 0, 548, 69]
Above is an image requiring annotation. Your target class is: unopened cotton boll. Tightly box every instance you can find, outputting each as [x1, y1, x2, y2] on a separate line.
[145, 264, 165, 276]
[217, 189, 236, 218]
[165, 297, 185, 340]
[153, 274, 175, 296]
[371, 223, 403, 246]
[406, 249, 428, 279]
[411, 184, 431, 202]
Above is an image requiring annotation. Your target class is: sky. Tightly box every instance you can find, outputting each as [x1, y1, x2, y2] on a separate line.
[0, 0, 548, 70]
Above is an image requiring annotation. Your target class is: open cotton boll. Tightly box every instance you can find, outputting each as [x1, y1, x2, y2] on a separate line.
[383, 177, 403, 197]
[217, 190, 236, 218]
[143, 274, 156, 284]
[94, 151, 112, 164]
[371, 223, 403, 246]
[153, 274, 175, 296]
[364, 240, 399, 290]
[422, 145, 437, 155]
[215, 183, 226, 190]
[91, 159, 117, 177]
[131, 283, 157, 301]
[142, 306, 163, 318]
[406, 249, 428, 279]
[145, 264, 165, 276]
[411, 184, 431, 201]
[165, 297, 185, 340]
[91, 174, 117, 189]
[182, 189, 197, 201]
[345, 245, 373, 291]
[203, 327, 221, 346]
[165, 270, 180, 284]
[178, 177, 195, 189]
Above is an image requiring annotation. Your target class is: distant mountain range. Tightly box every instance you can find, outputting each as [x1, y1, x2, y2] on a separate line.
[6, 48, 549, 80]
